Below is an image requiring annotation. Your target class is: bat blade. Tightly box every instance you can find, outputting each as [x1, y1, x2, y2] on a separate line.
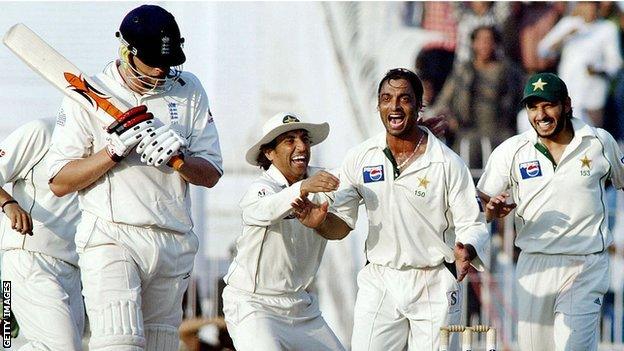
[3, 23, 129, 120]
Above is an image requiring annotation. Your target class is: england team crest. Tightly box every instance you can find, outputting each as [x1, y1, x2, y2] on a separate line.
[363, 165, 385, 183]
[519, 160, 542, 179]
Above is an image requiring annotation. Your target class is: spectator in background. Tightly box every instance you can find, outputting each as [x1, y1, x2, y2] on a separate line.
[415, 2, 457, 105]
[453, 2, 509, 64]
[430, 26, 524, 169]
[518, 2, 566, 74]
[538, 1, 622, 128]
[605, 3, 624, 141]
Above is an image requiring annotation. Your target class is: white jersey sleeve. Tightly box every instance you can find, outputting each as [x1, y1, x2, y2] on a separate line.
[47, 97, 94, 180]
[0, 119, 52, 185]
[596, 128, 624, 189]
[330, 149, 362, 229]
[447, 155, 489, 271]
[184, 74, 223, 175]
[477, 140, 514, 197]
[240, 179, 303, 227]
[537, 16, 583, 59]
[593, 21, 623, 77]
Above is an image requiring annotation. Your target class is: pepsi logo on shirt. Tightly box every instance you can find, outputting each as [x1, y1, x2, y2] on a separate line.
[519, 160, 542, 179]
[363, 165, 385, 183]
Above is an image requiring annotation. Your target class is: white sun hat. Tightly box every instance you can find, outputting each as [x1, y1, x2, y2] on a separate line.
[245, 112, 329, 166]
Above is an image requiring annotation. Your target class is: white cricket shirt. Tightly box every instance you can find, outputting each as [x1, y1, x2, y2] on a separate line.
[331, 127, 489, 270]
[224, 165, 330, 295]
[477, 118, 624, 254]
[47, 62, 223, 233]
[0, 119, 80, 265]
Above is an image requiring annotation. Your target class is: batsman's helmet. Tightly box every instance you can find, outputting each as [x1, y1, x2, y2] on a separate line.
[116, 5, 186, 67]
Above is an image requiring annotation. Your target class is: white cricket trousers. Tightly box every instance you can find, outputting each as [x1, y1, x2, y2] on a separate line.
[222, 285, 345, 351]
[516, 251, 609, 351]
[2, 250, 84, 351]
[76, 212, 198, 351]
[351, 263, 461, 351]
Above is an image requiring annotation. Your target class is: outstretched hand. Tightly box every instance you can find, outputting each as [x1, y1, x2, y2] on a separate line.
[484, 192, 516, 222]
[291, 196, 328, 229]
[300, 171, 339, 197]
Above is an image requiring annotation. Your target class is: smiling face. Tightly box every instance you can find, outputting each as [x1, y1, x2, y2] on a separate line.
[526, 97, 571, 139]
[378, 78, 420, 138]
[266, 129, 311, 184]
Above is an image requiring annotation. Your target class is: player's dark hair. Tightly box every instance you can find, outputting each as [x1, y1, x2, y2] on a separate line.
[377, 68, 424, 106]
[566, 106, 573, 120]
[256, 140, 277, 170]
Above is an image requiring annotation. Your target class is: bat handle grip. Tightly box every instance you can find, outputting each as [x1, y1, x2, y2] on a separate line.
[169, 155, 185, 171]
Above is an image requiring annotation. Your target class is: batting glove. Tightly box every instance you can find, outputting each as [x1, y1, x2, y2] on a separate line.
[107, 105, 153, 134]
[136, 124, 187, 167]
[105, 106, 155, 162]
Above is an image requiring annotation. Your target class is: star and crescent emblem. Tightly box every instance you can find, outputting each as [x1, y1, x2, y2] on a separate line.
[532, 78, 547, 91]
[580, 155, 592, 169]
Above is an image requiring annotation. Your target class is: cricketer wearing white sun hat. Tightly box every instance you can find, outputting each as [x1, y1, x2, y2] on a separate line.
[224, 111, 344, 350]
[245, 112, 329, 166]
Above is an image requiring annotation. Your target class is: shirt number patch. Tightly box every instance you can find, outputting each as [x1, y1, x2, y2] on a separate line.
[519, 160, 542, 179]
[363, 165, 385, 183]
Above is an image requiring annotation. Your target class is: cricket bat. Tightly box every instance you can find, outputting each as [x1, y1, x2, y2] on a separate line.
[2, 23, 184, 169]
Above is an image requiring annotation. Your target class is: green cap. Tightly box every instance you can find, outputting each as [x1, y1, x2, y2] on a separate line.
[521, 73, 569, 104]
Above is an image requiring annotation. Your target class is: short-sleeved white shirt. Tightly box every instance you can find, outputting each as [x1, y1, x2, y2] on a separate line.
[47, 62, 222, 233]
[478, 118, 624, 254]
[331, 127, 489, 270]
[224, 165, 330, 295]
[0, 119, 80, 265]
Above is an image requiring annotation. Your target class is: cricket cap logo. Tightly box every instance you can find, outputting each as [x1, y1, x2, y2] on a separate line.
[282, 115, 300, 124]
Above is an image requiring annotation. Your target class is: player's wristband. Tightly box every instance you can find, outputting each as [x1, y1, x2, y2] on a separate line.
[105, 147, 124, 163]
[1, 200, 18, 213]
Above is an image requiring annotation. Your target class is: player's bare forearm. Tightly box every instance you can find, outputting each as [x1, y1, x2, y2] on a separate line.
[176, 156, 221, 188]
[315, 213, 352, 240]
[0, 188, 13, 205]
[477, 190, 490, 206]
[49, 149, 116, 196]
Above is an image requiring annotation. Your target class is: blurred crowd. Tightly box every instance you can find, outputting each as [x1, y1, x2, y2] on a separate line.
[407, 1, 624, 168]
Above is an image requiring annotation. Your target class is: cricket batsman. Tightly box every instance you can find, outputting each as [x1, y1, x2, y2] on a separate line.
[47, 5, 222, 351]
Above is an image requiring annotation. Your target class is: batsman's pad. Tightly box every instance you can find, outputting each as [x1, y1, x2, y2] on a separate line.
[88, 299, 145, 350]
[145, 324, 179, 351]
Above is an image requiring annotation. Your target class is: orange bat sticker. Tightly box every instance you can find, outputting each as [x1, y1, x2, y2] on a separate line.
[64, 72, 123, 119]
